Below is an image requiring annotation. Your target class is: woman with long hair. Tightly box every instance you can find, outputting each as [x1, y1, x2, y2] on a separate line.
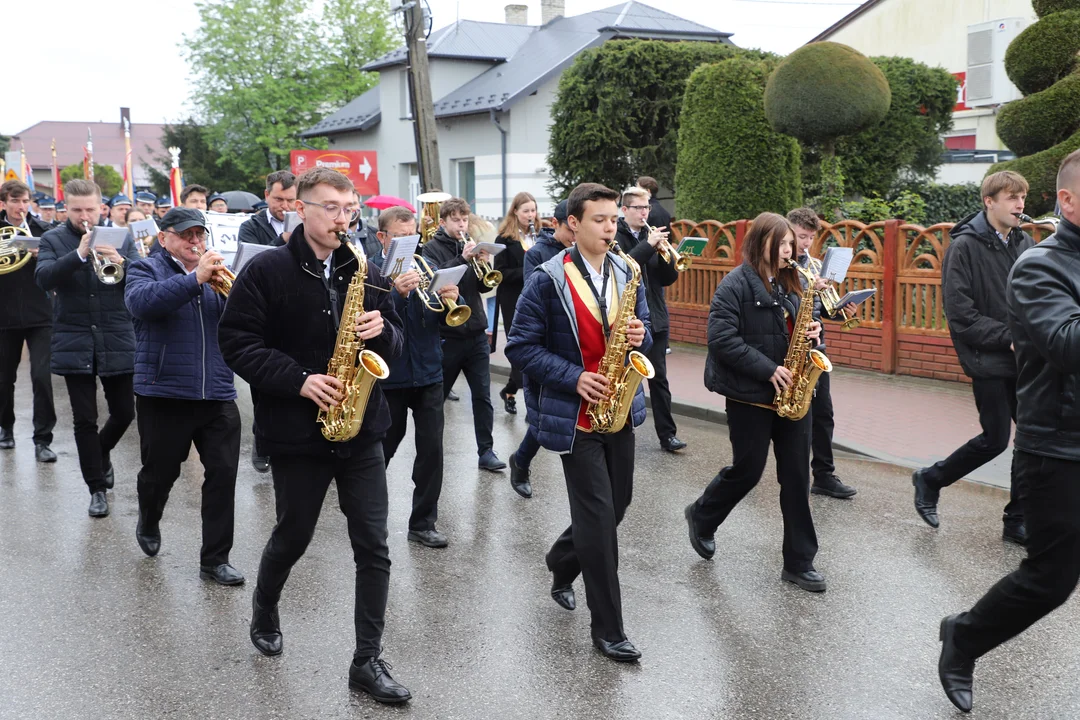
[683, 212, 827, 593]
[492, 192, 537, 414]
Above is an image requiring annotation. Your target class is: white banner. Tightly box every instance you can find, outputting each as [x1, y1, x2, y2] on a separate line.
[204, 211, 250, 263]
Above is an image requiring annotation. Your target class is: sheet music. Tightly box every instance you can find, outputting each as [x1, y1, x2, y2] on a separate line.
[232, 242, 275, 273]
[836, 288, 876, 307]
[819, 247, 854, 283]
[284, 211, 301, 234]
[88, 226, 130, 249]
[473, 242, 506, 257]
[128, 218, 159, 241]
[382, 235, 420, 277]
[204, 211, 249, 254]
[429, 265, 467, 292]
[12, 237, 40, 251]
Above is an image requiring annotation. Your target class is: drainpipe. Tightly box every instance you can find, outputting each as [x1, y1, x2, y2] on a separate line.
[490, 109, 508, 215]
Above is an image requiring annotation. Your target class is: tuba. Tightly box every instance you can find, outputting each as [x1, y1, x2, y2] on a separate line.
[586, 241, 655, 434]
[194, 247, 236, 297]
[318, 232, 391, 442]
[773, 261, 832, 420]
[416, 191, 451, 246]
[83, 222, 124, 285]
[413, 254, 471, 327]
[0, 226, 34, 275]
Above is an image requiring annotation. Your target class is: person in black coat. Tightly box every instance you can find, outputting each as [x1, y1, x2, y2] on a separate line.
[617, 187, 685, 452]
[492, 191, 538, 414]
[36, 179, 140, 519]
[636, 176, 672, 233]
[684, 212, 827, 593]
[0, 180, 57, 462]
[913, 171, 1035, 545]
[420, 197, 505, 471]
[936, 149, 1080, 714]
[217, 168, 410, 704]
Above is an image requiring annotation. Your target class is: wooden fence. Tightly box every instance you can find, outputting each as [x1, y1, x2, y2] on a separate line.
[666, 218, 1055, 383]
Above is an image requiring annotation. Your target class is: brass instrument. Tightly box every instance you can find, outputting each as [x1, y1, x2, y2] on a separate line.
[773, 261, 832, 421]
[194, 247, 236, 297]
[318, 232, 390, 442]
[417, 191, 451, 245]
[460, 231, 502, 288]
[413, 254, 471, 327]
[0, 226, 34, 275]
[1016, 212, 1060, 228]
[523, 220, 536, 251]
[586, 241, 656, 434]
[83, 222, 124, 285]
[645, 222, 690, 272]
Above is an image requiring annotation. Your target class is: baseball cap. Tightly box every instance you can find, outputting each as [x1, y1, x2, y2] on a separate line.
[159, 207, 207, 233]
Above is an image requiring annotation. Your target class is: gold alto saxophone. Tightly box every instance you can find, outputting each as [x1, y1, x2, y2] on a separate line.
[773, 261, 832, 420]
[586, 240, 656, 434]
[318, 232, 391, 442]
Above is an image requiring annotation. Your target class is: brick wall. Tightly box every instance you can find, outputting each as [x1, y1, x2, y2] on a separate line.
[669, 305, 709, 344]
[823, 324, 885, 372]
[897, 333, 969, 384]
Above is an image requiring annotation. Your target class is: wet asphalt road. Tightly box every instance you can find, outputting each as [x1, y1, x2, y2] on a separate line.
[1, 372, 1078, 720]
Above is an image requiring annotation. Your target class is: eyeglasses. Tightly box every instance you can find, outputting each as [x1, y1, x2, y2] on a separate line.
[165, 228, 207, 241]
[302, 200, 361, 221]
[626, 205, 650, 212]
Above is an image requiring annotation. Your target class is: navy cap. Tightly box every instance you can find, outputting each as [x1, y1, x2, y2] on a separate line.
[32, 191, 45, 201]
[155, 196, 173, 208]
[553, 200, 569, 225]
[111, 194, 133, 207]
[135, 191, 157, 204]
[55, 201, 66, 211]
[252, 200, 268, 211]
[39, 196, 56, 209]
[208, 192, 227, 206]
[159, 207, 207, 233]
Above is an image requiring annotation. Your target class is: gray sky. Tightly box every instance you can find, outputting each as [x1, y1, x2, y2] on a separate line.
[5, 0, 857, 137]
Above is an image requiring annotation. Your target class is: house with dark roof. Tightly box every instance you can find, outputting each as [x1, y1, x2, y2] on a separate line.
[301, 0, 731, 216]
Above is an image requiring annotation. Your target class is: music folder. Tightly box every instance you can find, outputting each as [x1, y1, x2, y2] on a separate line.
[429, 265, 467, 293]
[232, 242, 274, 273]
[383, 235, 420, 277]
[836, 288, 876, 307]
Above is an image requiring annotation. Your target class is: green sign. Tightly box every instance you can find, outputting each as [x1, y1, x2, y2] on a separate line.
[677, 236, 708, 258]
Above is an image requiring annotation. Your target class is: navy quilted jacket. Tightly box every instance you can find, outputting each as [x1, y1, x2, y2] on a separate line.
[125, 251, 236, 401]
[505, 249, 652, 454]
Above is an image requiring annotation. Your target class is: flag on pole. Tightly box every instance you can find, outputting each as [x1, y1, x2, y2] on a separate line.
[84, 128, 95, 182]
[20, 148, 35, 193]
[51, 139, 64, 202]
[122, 119, 134, 200]
[168, 146, 183, 207]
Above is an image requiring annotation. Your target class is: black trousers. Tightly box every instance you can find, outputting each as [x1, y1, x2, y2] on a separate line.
[691, 400, 818, 572]
[256, 442, 390, 658]
[645, 329, 677, 441]
[383, 383, 444, 532]
[441, 333, 494, 456]
[250, 385, 263, 457]
[0, 326, 55, 445]
[924, 376, 1023, 525]
[135, 395, 240, 566]
[953, 450, 1080, 659]
[64, 373, 135, 493]
[546, 426, 635, 642]
[810, 371, 836, 482]
[500, 305, 522, 396]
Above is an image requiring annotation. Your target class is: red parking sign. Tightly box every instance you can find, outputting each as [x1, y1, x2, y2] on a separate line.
[290, 150, 379, 195]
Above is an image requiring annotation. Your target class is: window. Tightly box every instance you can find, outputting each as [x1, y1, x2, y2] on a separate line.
[455, 159, 475, 208]
[945, 134, 977, 151]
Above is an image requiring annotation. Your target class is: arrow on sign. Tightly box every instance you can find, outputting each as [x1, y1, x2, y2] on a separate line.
[359, 156, 372, 181]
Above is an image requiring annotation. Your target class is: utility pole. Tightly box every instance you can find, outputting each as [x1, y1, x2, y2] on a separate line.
[404, 1, 442, 192]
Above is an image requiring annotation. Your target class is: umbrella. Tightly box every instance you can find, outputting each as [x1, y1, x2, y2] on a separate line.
[364, 195, 416, 213]
[220, 190, 262, 213]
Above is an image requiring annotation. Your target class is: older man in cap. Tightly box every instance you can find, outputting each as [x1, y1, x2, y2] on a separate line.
[135, 192, 156, 217]
[110, 195, 133, 228]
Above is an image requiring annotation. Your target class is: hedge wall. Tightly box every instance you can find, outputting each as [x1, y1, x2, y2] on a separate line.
[991, 129, 1080, 216]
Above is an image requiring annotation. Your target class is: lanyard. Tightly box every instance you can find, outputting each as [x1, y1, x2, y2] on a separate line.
[571, 246, 611, 336]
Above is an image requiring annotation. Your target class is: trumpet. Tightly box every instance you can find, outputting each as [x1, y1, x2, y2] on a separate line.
[460, 231, 502, 288]
[413, 255, 471, 327]
[646, 222, 690, 272]
[194, 247, 235, 297]
[83, 222, 124, 285]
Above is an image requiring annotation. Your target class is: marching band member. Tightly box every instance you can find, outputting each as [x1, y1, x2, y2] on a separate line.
[55, 201, 68, 225]
[124, 208, 244, 585]
[180, 184, 208, 211]
[153, 195, 172, 220]
[207, 193, 229, 213]
[38, 197, 57, 226]
[506, 183, 651, 662]
[109, 195, 133, 228]
[218, 167, 410, 703]
[135, 192, 157, 218]
[492, 191, 538, 415]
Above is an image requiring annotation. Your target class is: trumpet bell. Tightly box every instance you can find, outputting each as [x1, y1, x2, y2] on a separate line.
[98, 263, 124, 285]
[445, 303, 472, 327]
[675, 256, 692, 272]
[483, 270, 502, 288]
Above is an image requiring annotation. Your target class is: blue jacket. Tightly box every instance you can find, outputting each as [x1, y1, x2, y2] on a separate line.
[505, 249, 652, 454]
[370, 253, 444, 391]
[523, 230, 566, 277]
[125, 251, 236, 401]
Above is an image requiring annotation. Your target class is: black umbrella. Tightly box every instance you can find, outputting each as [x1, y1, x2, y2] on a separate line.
[219, 190, 261, 213]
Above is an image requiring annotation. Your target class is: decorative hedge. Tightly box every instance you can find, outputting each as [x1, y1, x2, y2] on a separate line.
[997, 71, 1080, 156]
[1032, 0, 1080, 16]
[991, 130, 1080, 216]
[1004, 11, 1080, 95]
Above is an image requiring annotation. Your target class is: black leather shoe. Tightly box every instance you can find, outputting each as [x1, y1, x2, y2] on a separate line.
[509, 454, 532, 498]
[478, 449, 507, 471]
[939, 614, 975, 713]
[200, 563, 246, 586]
[811, 474, 857, 499]
[34, 444, 57, 463]
[661, 436, 687, 452]
[0, 428, 13, 449]
[103, 462, 115, 490]
[88, 491, 109, 518]
[250, 593, 283, 656]
[781, 568, 827, 593]
[135, 511, 161, 557]
[592, 636, 641, 662]
[912, 469, 940, 528]
[1003, 524, 1028, 546]
[551, 577, 576, 611]
[349, 656, 412, 704]
[408, 529, 449, 548]
[685, 503, 715, 560]
[447, 389, 460, 401]
[252, 445, 270, 474]
[501, 391, 517, 415]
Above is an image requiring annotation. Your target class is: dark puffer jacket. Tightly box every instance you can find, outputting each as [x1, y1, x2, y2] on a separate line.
[0, 211, 53, 329]
[218, 226, 403, 458]
[522, 229, 566, 277]
[943, 211, 1034, 379]
[125, 250, 236, 401]
[615, 218, 679, 333]
[35, 220, 141, 376]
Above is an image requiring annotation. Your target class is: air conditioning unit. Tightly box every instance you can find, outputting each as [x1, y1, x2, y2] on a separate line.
[966, 18, 1026, 107]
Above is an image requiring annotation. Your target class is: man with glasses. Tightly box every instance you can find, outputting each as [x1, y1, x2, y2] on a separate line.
[37, 179, 141, 518]
[124, 208, 244, 585]
[616, 186, 685, 454]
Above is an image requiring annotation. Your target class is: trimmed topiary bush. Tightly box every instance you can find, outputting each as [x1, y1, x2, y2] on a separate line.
[1003, 10, 1080, 95]
[992, 129, 1080, 216]
[675, 58, 802, 222]
[1032, 0, 1080, 16]
[997, 71, 1080, 155]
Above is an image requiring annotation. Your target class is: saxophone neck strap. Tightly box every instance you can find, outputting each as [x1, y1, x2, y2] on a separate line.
[571, 245, 612, 337]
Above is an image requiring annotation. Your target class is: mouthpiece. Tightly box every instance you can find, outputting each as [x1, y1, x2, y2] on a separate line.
[1013, 213, 1034, 223]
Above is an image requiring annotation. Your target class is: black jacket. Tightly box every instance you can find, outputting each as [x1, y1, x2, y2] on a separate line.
[943, 211, 1034, 379]
[615, 218, 679, 333]
[1008, 217, 1080, 461]
[420, 227, 487, 338]
[36, 220, 140, 376]
[646, 197, 672, 232]
[218, 226, 403, 458]
[237, 210, 283, 247]
[494, 232, 526, 330]
[704, 263, 796, 405]
[370, 253, 443, 391]
[523, 229, 565, 277]
[0, 211, 53, 329]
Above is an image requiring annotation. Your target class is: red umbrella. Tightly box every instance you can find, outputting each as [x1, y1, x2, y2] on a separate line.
[364, 195, 416, 212]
